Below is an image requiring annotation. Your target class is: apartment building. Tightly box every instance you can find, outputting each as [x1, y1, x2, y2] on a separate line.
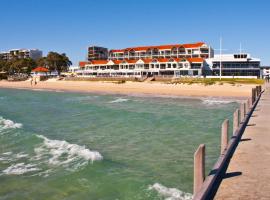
[0, 49, 43, 60]
[88, 46, 108, 61]
[78, 42, 212, 77]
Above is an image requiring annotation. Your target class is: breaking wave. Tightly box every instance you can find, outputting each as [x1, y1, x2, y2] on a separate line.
[35, 135, 103, 166]
[0, 116, 23, 129]
[2, 163, 40, 175]
[149, 183, 193, 200]
[109, 98, 129, 103]
[202, 98, 235, 105]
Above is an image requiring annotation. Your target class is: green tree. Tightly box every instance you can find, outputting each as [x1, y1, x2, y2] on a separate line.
[46, 52, 72, 75]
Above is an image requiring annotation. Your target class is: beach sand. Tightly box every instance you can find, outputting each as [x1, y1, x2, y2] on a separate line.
[0, 80, 256, 98]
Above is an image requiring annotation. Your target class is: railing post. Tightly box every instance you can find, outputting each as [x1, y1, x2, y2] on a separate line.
[194, 144, 205, 195]
[252, 88, 256, 105]
[244, 102, 247, 116]
[233, 109, 239, 136]
[221, 119, 229, 154]
[240, 103, 245, 122]
[247, 98, 251, 110]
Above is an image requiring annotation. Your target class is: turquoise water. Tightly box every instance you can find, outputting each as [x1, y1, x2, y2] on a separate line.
[0, 88, 238, 200]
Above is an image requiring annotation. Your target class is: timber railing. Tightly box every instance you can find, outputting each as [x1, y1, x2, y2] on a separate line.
[193, 85, 263, 200]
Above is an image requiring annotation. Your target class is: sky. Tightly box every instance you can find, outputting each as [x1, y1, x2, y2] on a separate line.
[0, 0, 270, 65]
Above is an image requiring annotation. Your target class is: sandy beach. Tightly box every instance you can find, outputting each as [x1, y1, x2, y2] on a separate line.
[0, 80, 257, 98]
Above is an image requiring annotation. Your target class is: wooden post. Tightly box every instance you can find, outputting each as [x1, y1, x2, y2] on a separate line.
[244, 102, 247, 116]
[240, 103, 245, 122]
[247, 98, 251, 110]
[233, 109, 239, 136]
[194, 144, 205, 195]
[252, 88, 256, 104]
[256, 86, 260, 96]
[221, 119, 229, 154]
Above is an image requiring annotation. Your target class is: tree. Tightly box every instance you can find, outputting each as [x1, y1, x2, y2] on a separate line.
[46, 52, 72, 75]
[36, 57, 48, 67]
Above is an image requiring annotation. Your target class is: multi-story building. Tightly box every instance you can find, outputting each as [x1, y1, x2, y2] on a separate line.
[79, 42, 212, 77]
[0, 49, 43, 61]
[205, 53, 261, 77]
[78, 42, 261, 78]
[88, 46, 108, 61]
[108, 42, 213, 60]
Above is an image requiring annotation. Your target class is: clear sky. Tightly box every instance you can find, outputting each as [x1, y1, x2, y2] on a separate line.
[1, 0, 270, 65]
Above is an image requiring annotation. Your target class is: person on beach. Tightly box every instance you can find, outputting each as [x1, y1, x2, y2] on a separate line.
[30, 76, 33, 86]
[34, 77, 37, 85]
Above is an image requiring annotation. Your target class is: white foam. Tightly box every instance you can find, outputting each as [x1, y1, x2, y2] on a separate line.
[0, 117, 23, 129]
[35, 135, 103, 166]
[202, 99, 235, 105]
[3, 163, 40, 175]
[109, 98, 129, 103]
[149, 183, 193, 200]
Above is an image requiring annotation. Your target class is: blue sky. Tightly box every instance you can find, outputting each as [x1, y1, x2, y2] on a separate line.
[1, 0, 270, 65]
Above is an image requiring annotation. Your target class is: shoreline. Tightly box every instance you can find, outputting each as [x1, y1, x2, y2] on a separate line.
[0, 80, 256, 99]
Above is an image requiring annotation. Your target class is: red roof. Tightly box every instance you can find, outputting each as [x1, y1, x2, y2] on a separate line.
[109, 42, 205, 53]
[32, 67, 49, 72]
[141, 58, 152, 64]
[79, 61, 90, 67]
[112, 60, 122, 64]
[125, 59, 137, 64]
[186, 57, 204, 63]
[90, 60, 108, 65]
[157, 58, 169, 63]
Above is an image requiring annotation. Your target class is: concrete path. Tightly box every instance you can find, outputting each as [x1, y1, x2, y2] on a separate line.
[215, 83, 270, 200]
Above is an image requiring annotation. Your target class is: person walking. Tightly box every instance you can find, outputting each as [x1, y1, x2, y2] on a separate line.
[30, 76, 33, 86]
[34, 77, 37, 85]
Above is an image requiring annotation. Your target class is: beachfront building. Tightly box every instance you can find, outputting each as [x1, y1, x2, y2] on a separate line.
[260, 66, 270, 78]
[0, 49, 43, 61]
[108, 42, 213, 60]
[78, 42, 213, 77]
[78, 57, 210, 77]
[206, 53, 261, 77]
[78, 43, 261, 78]
[88, 46, 108, 61]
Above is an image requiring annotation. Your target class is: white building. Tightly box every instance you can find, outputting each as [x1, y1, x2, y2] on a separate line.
[260, 66, 270, 78]
[205, 53, 261, 77]
[0, 49, 43, 60]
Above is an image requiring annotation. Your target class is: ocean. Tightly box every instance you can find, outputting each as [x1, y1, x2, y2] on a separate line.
[0, 88, 239, 200]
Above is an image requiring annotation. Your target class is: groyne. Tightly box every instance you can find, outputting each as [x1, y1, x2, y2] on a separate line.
[193, 85, 263, 199]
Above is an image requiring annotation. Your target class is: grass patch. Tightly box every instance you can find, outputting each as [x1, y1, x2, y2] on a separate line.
[170, 78, 264, 85]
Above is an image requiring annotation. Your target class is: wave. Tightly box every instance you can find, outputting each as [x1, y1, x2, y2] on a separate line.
[35, 135, 103, 166]
[0, 116, 23, 129]
[202, 98, 235, 105]
[149, 183, 193, 200]
[2, 163, 40, 175]
[109, 98, 129, 103]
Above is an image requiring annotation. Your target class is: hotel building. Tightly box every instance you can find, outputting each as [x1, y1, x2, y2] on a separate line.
[79, 42, 213, 77]
[78, 42, 261, 78]
[0, 49, 43, 61]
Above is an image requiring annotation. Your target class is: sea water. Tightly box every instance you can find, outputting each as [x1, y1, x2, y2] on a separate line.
[0, 88, 239, 200]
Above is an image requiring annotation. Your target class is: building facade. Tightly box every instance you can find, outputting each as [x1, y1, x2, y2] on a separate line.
[0, 49, 43, 61]
[205, 53, 260, 77]
[260, 66, 270, 78]
[88, 46, 108, 61]
[78, 42, 261, 78]
[79, 42, 212, 77]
